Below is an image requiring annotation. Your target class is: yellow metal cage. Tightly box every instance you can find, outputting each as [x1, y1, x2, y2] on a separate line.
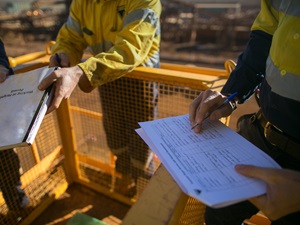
[1, 42, 270, 225]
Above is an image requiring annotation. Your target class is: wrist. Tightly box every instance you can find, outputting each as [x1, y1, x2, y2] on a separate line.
[223, 93, 238, 111]
[76, 66, 94, 93]
[229, 99, 237, 111]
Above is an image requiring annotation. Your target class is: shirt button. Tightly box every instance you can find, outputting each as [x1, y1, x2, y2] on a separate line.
[294, 33, 299, 39]
[280, 70, 286, 76]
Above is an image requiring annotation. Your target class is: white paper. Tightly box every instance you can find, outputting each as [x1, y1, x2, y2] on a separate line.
[136, 114, 281, 208]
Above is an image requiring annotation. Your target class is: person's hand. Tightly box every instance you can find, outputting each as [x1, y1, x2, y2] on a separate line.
[49, 52, 94, 92]
[235, 164, 300, 220]
[189, 89, 235, 133]
[0, 65, 9, 83]
[38, 66, 85, 113]
[49, 53, 70, 68]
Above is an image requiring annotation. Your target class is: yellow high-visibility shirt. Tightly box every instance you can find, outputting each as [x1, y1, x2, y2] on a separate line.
[52, 0, 161, 87]
[251, 0, 300, 102]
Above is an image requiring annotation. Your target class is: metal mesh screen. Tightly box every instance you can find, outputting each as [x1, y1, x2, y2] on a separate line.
[66, 67, 229, 224]
[69, 74, 211, 202]
[0, 112, 66, 225]
[0, 62, 228, 224]
[33, 113, 62, 160]
[0, 61, 228, 224]
[178, 197, 206, 225]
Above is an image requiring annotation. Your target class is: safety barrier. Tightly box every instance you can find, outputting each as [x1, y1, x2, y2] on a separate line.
[1, 42, 271, 225]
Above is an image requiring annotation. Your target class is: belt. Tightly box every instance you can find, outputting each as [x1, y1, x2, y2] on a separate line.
[255, 110, 300, 161]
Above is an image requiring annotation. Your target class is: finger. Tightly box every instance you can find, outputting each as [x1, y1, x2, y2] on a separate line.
[49, 55, 59, 67]
[38, 71, 58, 90]
[189, 90, 222, 132]
[47, 86, 64, 113]
[248, 194, 268, 210]
[189, 92, 206, 133]
[0, 73, 6, 83]
[47, 100, 61, 114]
[195, 91, 222, 124]
[189, 92, 204, 123]
[235, 164, 278, 182]
[0, 67, 9, 82]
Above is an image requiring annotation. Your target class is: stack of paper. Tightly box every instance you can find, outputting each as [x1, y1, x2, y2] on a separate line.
[136, 114, 281, 208]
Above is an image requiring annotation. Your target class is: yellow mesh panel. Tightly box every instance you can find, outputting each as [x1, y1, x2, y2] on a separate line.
[34, 113, 62, 159]
[178, 197, 206, 225]
[0, 110, 66, 224]
[68, 68, 226, 205]
[0, 54, 228, 223]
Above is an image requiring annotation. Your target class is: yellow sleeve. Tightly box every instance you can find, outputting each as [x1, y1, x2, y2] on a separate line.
[51, 0, 87, 66]
[78, 0, 161, 87]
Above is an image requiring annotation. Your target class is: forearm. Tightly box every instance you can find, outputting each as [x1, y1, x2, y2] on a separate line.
[79, 11, 160, 87]
[51, 25, 86, 66]
[221, 30, 272, 103]
[51, 0, 87, 66]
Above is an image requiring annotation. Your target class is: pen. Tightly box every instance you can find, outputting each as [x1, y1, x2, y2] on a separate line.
[55, 53, 62, 67]
[191, 92, 238, 130]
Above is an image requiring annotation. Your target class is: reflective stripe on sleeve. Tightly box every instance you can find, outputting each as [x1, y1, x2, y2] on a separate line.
[66, 16, 83, 36]
[266, 56, 300, 101]
[123, 8, 160, 30]
[271, 0, 300, 18]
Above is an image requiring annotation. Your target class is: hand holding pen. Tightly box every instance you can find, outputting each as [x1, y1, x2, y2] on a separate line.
[190, 92, 238, 129]
[49, 53, 70, 68]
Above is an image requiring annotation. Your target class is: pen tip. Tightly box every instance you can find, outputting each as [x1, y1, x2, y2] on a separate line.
[191, 123, 198, 130]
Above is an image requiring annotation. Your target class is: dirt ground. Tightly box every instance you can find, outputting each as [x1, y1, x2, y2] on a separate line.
[31, 183, 130, 225]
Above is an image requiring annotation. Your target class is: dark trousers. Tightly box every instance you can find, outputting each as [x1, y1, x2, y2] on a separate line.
[0, 149, 26, 211]
[204, 113, 300, 225]
[99, 77, 157, 180]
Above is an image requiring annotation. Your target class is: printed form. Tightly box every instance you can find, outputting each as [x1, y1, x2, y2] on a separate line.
[136, 114, 281, 208]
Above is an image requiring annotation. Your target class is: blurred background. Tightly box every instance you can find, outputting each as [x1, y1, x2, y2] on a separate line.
[0, 0, 260, 67]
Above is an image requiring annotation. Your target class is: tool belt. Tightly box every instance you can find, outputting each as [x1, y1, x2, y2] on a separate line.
[255, 110, 300, 161]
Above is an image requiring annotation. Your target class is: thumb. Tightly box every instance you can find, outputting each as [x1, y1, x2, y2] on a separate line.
[38, 71, 57, 90]
[235, 165, 270, 209]
[235, 164, 277, 183]
[0, 66, 9, 83]
[0, 73, 6, 83]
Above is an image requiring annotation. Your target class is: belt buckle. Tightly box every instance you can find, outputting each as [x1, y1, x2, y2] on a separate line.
[264, 122, 276, 146]
[263, 120, 300, 160]
[264, 122, 287, 149]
